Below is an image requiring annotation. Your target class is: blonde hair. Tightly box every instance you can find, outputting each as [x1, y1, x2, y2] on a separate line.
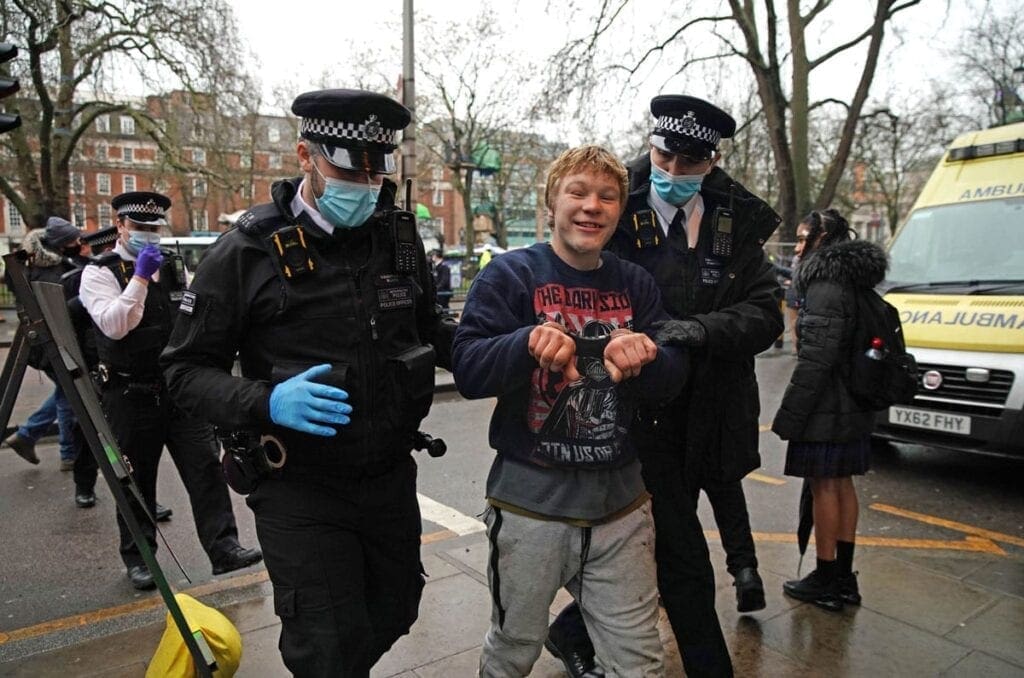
[544, 145, 629, 213]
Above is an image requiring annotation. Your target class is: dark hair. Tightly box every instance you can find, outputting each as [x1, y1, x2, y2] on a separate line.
[800, 208, 854, 253]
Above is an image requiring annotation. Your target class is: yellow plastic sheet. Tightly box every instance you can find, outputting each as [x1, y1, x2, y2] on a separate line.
[146, 593, 242, 678]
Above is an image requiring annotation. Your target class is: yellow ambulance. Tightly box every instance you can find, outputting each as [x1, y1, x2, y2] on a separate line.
[874, 121, 1024, 459]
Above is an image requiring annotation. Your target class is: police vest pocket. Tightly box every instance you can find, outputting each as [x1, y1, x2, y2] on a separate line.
[387, 345, 436, 423]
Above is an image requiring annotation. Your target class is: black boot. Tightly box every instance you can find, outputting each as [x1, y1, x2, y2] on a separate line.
[546, 602, 602, 678]
[734, 567, 766, 613]
[783, 559, 842, 612]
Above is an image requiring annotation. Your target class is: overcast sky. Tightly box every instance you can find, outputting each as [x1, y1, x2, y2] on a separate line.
[225, 0, 987, 146]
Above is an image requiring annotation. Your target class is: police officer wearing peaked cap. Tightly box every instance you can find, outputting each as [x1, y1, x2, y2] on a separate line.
[79, 190, 262, 591]
[546, 95, 784, 678]
[161, 89, 456, 677]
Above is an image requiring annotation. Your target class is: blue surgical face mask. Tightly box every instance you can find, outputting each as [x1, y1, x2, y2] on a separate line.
[312, 161, 380, 228]
[650, 162, 705, 206]
[125, 230, 161, 255]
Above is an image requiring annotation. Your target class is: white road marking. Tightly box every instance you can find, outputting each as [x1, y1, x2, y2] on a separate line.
[417, 493, 485, 535]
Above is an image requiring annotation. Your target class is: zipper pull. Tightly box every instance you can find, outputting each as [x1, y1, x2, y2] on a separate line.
[370, 315, 379, 340]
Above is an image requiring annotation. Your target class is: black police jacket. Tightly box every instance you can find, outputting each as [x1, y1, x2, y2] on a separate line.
[161, 177, 456, 468]
[90, 252, 183, 380]
[607, 156, 783, 482]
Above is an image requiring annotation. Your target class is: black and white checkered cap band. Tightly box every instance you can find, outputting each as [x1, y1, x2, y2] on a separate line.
[300, 117, 398, 146]
[654, 114, 721, 147]
[116, 202, 166, 217]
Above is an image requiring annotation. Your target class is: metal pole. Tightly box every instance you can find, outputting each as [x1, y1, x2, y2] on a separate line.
[402, 0, 417, 209]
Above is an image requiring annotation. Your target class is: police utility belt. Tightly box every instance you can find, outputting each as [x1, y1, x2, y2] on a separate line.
[95, 363, 164, 399]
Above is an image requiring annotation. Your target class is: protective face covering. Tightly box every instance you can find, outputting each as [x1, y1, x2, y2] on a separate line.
[650, 162, 705, 206]
[312, 161, 380, 229]
[125, 230, 162, 255]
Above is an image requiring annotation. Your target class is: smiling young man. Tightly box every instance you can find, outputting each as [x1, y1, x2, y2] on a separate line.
[453, 145, 688, 677]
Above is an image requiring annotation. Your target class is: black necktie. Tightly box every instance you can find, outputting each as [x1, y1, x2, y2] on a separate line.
[668, 208, 686, 238]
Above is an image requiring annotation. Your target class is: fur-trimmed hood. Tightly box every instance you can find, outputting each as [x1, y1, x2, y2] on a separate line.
[22, 229, 64, 268]
[796, 239, 888, 292]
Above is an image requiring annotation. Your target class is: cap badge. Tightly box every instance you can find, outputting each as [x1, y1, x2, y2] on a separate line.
[681, 111, 697, 130]
[145, 199, 157, 211]
[364, 114, 382, 138]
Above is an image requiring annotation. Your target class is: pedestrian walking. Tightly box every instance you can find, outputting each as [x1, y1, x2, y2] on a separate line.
[547, 95, 784, 678]
[79, 191, 261, 591]
[772, 208, 883, 611]
[161, 89, 456, 677]
[454, 145, 687, 678]
[429, 249, 453, 310]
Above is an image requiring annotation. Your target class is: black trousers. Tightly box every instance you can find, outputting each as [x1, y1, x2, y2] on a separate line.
[102, 383, 239, 569]
[71, 423, 98, 492]
[702, 477, 758, 577]
[247, 455, 425, 678]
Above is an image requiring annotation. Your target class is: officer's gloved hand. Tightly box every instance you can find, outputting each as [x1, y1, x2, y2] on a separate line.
[652, 319, 708, 348]
[269, 364, 352, 437]
[134, 245, 164, 279]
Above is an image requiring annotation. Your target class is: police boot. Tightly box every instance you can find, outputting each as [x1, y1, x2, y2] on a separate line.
[734, 567, 766, 613]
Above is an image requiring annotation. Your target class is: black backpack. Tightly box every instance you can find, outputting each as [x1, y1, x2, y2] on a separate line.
[846, 288, 918, 410]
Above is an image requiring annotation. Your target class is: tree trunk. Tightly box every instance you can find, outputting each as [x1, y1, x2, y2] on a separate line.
[463, 168, 475, 250]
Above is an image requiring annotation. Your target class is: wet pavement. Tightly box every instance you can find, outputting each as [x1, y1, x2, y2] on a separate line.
[0, 307, 1022, 676]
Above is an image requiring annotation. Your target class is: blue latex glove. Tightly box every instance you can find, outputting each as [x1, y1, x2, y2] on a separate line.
[134, 245, 164, 279]
[269, 364, 352, 436]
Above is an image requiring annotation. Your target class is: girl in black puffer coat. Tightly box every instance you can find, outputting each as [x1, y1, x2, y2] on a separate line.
[772, 208, 888, 612]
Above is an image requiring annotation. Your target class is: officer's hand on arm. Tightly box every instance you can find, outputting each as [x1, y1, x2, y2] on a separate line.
[651, 318, 708, 348]
[528, 321, 580, 382]
[133, 245, 163, 283]
[269, 364, 353, 437]
[603, 329, 658, 383]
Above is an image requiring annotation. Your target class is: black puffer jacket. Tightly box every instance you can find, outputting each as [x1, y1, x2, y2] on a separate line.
[772, 239, 888, 442]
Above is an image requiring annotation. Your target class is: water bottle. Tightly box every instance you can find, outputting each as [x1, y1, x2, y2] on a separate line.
[865, 337, 885, 360]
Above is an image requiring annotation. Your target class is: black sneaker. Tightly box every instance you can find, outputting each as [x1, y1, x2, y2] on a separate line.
[546, 607, 599, 678]
[783, 570, 843, 612]
[155, 503, 173, 522]
[75, 489, 96, 508]
[127, 564, 156, 591]
[734, 567, 766, 613]
[838, 571, 861, 605]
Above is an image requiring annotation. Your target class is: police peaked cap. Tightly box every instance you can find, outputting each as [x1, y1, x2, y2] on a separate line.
[292, 89, 411, 174]
[83, 225, 118, 249]
[650, 95, 737, 157]
[111, 191, 171, 226]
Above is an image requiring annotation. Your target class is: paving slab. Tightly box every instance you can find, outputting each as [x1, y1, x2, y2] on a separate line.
[940, 650, 1024, 677]
[946, 596, 1024, 668]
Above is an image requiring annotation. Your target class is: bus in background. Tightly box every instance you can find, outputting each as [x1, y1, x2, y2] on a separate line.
[874, 121, 1024, 459]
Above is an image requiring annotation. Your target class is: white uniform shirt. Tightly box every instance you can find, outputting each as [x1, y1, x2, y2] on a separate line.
[79, 241, 152, 341]
[648, 185, 705, 249]
[290, 179, 334, 235]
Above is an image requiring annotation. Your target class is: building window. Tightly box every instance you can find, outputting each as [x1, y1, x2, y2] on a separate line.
[193, 178, 207, 197]
[96, 115, 110, 133]
[119, 115, 135, 135]
[193, 148, 206, 166]
[72, 204, 86, 228]
[269, 153, 281, 169]
[268, 127, 280, 143]
[5, 201, 24, 235]
[97, 173, 111, 195]
[71, 172, 85, 194]
[96, 143, 108, 160]
[123, 175, 136, 192]
[192, 125, 205, 141]
[432, 188, 445, 207]
[192, 209, 208, 230]
[240, 182, 252, 200]
[239, 154, 251, 169]
[123, 147, 134, 163]
[98, 204, 112, 228]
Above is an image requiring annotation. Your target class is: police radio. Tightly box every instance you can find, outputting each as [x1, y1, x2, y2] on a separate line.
[392, 210, 419, 273]
[711, 206, 734, 257]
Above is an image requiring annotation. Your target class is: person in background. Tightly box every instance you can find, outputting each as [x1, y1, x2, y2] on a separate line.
[772, 208, 883, 611]
[429, 249, 453, 310]
[3, 218, 85, 470]
[80, 191, 261, 590]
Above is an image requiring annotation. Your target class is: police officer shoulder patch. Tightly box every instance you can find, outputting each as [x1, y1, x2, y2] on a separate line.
[179, 290, 198, 315]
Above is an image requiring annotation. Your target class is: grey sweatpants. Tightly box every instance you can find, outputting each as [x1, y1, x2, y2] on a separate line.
[479, 502, 664, 678]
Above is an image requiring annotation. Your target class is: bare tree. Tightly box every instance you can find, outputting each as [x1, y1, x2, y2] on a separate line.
[952, 2, 1024, 127]
[547, 0, 923, 238]
[417, 9, 544, 250]
[0, 0, 254, 229]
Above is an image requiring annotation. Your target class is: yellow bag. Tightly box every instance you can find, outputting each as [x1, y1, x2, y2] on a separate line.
[146, 593, 242, 678]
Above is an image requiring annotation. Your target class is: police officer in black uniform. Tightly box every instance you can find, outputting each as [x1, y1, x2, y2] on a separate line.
[79, 192, 262, 590]
[161, 89, 456, 677]
[547, 97, 783, 677]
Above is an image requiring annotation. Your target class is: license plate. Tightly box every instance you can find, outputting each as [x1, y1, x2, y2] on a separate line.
[888, 406, 971, 435]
